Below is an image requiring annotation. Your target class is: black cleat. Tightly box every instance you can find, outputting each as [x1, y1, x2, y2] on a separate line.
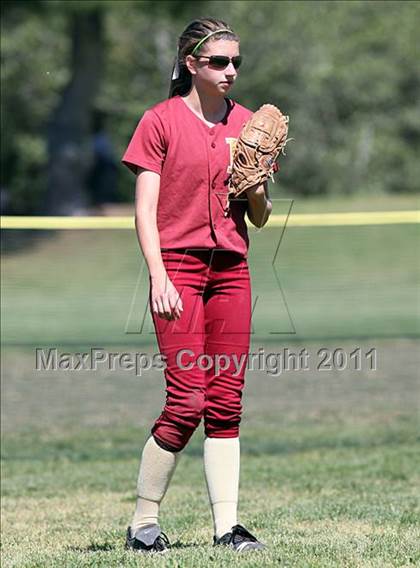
[213, 523, 266, 552]
[125, 524, 170, 554]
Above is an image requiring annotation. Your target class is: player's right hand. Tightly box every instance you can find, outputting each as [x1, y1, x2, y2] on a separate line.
[150, 272, 184, 321]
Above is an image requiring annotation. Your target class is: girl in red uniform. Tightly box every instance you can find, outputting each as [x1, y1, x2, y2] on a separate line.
[122, 17, 272, 554]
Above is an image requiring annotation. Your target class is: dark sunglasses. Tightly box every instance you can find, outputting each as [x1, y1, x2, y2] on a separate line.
[195, 55, 242, 70]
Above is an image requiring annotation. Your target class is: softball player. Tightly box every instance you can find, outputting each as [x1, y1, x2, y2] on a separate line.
[121, 17, 273, 554]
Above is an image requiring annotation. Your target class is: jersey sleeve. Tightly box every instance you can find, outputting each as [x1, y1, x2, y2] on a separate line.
[121, 110, 167, 175]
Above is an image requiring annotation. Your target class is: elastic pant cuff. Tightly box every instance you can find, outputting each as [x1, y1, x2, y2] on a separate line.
[152, 434, 183, 453]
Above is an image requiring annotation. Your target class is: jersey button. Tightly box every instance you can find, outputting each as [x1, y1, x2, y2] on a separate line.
[209, 130, 215, 136]
[212, 181, 216, 188]
[211, 142, 216, 148]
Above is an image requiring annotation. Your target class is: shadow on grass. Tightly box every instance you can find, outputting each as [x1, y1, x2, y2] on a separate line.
[67, 539, 200, 553]
[1, 229, 58, 255]
[68, 542, 115, 552]
[168, 541, 202, 549]
[2, 409, 419, 464]
[2, 422, 417, 463]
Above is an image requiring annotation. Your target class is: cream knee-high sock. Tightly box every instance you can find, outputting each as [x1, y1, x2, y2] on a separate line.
[131, 436, 181, 533]
[204, 436, 240, 539]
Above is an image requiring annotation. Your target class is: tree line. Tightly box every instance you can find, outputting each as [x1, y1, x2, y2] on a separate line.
[1, 0, 419, 214]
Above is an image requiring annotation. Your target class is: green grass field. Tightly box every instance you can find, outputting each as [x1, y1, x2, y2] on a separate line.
[1, 194, 419, 345]
[1, 193, 419, 566]
[2, 339, 419, 567]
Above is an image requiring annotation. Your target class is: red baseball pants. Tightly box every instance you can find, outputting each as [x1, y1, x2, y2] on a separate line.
[149, 249, 251, 452]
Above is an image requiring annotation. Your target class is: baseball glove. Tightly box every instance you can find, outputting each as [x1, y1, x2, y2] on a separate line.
[228, 104, 289, 200]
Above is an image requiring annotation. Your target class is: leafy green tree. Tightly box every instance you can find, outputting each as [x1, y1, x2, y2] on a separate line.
[1, 1, 419, 214]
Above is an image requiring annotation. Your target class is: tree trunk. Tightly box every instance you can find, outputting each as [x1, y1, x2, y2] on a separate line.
[45, 8, 104, 215]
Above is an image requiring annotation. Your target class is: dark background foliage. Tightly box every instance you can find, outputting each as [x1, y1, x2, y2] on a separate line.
[1, 0, 419, 214]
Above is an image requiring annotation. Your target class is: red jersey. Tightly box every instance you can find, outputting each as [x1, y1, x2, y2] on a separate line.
[121, 95, 254, 258]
